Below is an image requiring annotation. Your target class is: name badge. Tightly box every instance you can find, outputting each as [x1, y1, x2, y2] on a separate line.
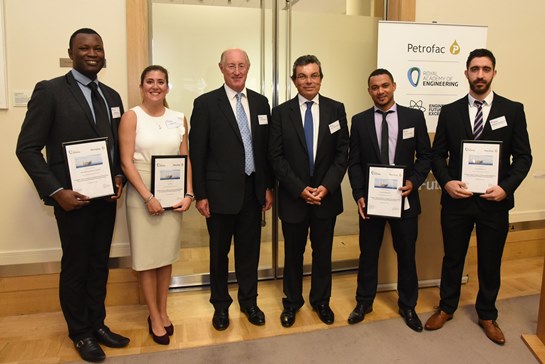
[258, 115, 268, 125]
[329, 120, 340, 134]
[111, 107, 121, 119]
[403, 127, 415, 139]
[165, 118, 182, 129]
[489, 116, 508, 130]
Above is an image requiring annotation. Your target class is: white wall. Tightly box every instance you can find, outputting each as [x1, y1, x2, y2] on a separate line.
[415, 0, 545, 222]
[0, 0, 128, 265]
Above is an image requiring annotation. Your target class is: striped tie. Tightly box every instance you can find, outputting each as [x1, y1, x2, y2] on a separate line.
[473, 100, 484, 139]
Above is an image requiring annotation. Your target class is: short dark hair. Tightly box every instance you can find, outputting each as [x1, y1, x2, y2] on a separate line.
[368, 68, 394, 86]
[140, 65, 169, 86]
[69, 28, 102, 49]
[291, 55, 323, 81]
[466, 48, 496, 69]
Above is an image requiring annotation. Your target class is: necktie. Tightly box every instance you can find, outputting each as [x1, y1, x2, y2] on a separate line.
[473, 100, 484, 139]
[377, 110, 393, 165]
[87, 82, 113, 153]
[235, 93, 255, 175]
[304, 101, 314, 176]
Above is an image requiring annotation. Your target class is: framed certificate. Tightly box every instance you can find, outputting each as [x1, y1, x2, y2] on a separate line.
[62, 137, 114, 199]
[366, 164, 405, 218]
[151, 155, 187, 209]
[460, 140, 502, 194]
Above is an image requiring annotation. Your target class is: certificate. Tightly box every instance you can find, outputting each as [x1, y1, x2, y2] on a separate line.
[62, 138, 114, 199]
[151, 155, 187, 209]
[366, 164, 405, 218]
[460, 140, 501, 194]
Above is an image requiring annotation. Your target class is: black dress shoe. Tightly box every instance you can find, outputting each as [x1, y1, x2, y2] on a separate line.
[94, 326, 130, 348]
[313, 303, 335, 325]
[74, 337, 106, 363]
[212, 309, 230, 331]
[148, 316, 170, 345]
[399, 307, 423, 332]
[164, 322, 174, 336]
[241, 305, 266, 326]
[280, 307, 298, 328]
[348, 303, 373, 325]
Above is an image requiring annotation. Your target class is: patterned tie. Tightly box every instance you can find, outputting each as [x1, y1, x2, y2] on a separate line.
[87, 82, 114, 154]
[377, 110, 393, 165]
[304, 101, 314, 176]
[235, 93, 255, 175]
[473, 100, 484, 139]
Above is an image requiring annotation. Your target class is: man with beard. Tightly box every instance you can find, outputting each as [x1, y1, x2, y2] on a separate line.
[425, 49, 532, 345]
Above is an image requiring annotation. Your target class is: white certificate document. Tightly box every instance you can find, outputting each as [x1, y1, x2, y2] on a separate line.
[151, 155, 187, 209]
[63, 138, 114, 199]
[366, 165, 405, 218]
[460, 140, 501, 194]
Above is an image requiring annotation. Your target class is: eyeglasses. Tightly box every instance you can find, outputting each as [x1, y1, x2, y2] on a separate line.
[225, 63, 248, 72]
[296, 73, 321, 81]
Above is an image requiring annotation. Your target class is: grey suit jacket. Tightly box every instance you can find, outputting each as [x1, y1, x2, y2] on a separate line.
[16, 71, 124, 205]
[269, 95, 349, 223]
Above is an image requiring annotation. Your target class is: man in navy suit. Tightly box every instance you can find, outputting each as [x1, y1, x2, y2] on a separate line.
[347, 69, 432, 331]
[269, 55, 349, 327]
[189, 48, 273, 331]
[16, 28, 129, 362]
[425, 49, 532, 345]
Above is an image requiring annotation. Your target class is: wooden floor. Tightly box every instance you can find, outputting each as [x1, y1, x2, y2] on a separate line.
[0, 256, 542, 363]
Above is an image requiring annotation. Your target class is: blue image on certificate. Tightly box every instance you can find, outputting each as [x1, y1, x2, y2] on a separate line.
[374, 178, 397, 189]
[160, 169, 180, 180]
[75, 154, 103, 168]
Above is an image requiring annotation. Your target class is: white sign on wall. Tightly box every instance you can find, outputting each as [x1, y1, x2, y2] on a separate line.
[377, 21, 487, 132]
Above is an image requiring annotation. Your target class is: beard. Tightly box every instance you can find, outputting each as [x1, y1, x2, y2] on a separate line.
[469, 78, 492, 95]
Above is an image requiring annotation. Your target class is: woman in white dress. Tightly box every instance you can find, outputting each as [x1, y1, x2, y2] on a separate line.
[119, 65, 193, 345]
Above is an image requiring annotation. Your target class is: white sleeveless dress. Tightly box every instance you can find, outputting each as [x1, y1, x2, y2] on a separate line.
[126, 106, 185, 271]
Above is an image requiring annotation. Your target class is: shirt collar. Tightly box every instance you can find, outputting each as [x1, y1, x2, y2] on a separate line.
[373, 103, 397, 114]
[298, 93, 320, 107]
[224, 84, 247, 100]
[468, 92, 494, 107]
[71, 69, 96, 86]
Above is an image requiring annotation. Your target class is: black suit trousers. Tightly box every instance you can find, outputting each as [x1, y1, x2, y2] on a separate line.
[206, 174, 261, 310]
[438, 200, 509, 320]
[281, 214, 336, 309]
[356, 216, 419, 309]
[54, 199, 116, 341]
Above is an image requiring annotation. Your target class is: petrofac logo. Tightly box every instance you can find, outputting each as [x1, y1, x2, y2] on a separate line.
[407, 67, 421, 87]
[450, 40, 461, 55]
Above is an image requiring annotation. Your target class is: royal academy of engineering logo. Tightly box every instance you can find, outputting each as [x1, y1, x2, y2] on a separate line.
[407, 67, 421, 87]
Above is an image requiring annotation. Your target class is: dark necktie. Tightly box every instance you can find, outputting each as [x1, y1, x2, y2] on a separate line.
[473, 100, 484, 139]
[87, 82, 113, 153]
[377, 110, 393, 165]
[304, 101, 314, 176]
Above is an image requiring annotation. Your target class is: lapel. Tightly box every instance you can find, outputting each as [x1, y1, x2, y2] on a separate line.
[480, 92, 501, 139]
[460, 95, 473, 139]
[316, 95, 331, 154]
[364, 108, 382, 161]
[247, 90, 260, 145]
[393, 106, 406, 164]
[216, 87, 243, 144]
[287, 96, 307, 151]
[65, 72, 100, 135]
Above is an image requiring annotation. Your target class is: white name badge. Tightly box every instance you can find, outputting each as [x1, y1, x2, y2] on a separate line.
[490, 116, 508, 130]
[329, 120, 341, 134]
[111, 107, 121, 118]
[165, 118, 182, 129]
[403, 127, 415, 139]
[258, 115, 268, 125]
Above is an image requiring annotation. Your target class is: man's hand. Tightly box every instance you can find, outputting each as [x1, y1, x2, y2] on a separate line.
[399, 180, 413, 197]
[263, 189, 273, 211]
[196, 198, 211, 218]
[444, 180, 473, 199]
[356, 197, 368, 220]
[52, 189, 90, 211]
[300, 186, 321, 205]
[481, 185, 507, 202]
[109, 176, 124, 201]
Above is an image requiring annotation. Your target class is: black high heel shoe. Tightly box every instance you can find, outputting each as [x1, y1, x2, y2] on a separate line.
[148, 316, 170, 345]
[164, 322, 174, 336]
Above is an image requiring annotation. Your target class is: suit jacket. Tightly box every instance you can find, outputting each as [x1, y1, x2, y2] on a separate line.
[16, 71, 124, 206]
[189, 86, 273, 214]
[348, 104, 432, 218]
[432, 93, 532, 211]
[269, 95, 349, 223]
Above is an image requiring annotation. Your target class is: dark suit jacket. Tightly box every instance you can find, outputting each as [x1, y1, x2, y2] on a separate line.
[189, 86, 273, 214]
[348, 104, 432, 218]
[269, 95, 349, 224]
[432, 93, 532, 211]
[16, 71, 124, 206]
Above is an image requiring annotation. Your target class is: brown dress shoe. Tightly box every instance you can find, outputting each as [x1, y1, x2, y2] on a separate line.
[478, 319, 506, 345]
[424, 310, 453, 330]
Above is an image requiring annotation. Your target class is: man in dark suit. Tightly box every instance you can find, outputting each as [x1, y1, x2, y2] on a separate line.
[425, 49, 532, 345]
[347, 69, 432, 332]
[269, 55, 349, 327]
[189, 48, 273, 331]
[16, 28, 129, 362]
